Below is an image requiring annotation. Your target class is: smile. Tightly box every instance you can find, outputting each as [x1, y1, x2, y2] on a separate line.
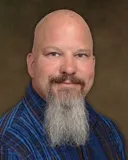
[57, 82, 81, 88]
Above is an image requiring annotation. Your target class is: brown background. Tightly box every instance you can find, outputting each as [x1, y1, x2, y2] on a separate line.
[0, 0, 127, 150]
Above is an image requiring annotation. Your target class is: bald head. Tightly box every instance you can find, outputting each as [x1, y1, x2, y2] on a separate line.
[26, 10, 95, 147]
[35, 9, 91, 31]
[27, 9, 95, 100]
[32, 9, 93, 53]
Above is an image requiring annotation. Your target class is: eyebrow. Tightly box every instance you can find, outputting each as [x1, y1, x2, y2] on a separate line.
[43, 46, 91, 54]
[75, 49, 92, 57]
[43, 46, 62, 52]
[76, 49, 91, 53]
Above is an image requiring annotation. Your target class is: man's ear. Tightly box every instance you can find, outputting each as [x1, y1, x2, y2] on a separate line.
[27, 53, 35, 78]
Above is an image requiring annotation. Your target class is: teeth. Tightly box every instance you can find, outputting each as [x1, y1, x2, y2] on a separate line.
[63, 80, 71, 83]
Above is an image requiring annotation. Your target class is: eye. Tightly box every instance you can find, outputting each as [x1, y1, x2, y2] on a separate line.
[76, 53, 88, 58]
[47, 52, 61, 57]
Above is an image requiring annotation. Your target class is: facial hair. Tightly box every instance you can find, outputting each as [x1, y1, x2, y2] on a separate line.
[44, 86, 89, 147]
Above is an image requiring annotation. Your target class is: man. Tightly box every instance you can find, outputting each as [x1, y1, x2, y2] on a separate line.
[0, 9, 125, 159]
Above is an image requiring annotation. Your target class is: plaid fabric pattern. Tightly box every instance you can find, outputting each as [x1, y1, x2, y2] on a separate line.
[0, 84, 126, 160]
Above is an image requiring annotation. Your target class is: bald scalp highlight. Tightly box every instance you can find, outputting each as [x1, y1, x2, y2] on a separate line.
[32, 9, 93, 54]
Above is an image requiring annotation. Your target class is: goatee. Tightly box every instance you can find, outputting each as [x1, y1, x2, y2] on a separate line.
[44, 87, 89, 147]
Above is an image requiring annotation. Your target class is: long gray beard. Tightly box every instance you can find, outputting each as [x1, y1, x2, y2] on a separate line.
[44, 88, 89, 147]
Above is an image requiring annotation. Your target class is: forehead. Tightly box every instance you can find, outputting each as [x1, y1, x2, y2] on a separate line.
[33, 12, 93, 52]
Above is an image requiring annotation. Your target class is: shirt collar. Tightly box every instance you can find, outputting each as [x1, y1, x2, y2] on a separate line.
[24, 83, 97, 127]
[24, 83, 46, 122]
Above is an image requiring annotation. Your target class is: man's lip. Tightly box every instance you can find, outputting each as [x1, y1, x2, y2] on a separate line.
[58, 81, 80, 85]
[58, 80, 75, 84]
[62, 80, 73, 84]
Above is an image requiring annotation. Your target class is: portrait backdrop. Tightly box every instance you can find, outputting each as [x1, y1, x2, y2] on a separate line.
[0, 0, 127, 149]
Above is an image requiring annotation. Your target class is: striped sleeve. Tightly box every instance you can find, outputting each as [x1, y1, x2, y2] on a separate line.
[99, 115, 126, 159]
[0, 144, 20, 160]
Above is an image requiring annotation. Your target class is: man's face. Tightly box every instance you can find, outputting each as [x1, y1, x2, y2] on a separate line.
[27, 14, 95, 145]
[27, 19, 95, 99]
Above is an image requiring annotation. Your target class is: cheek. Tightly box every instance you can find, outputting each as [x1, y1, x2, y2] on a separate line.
[34, 58, 60, 78]
[81, 63, 95, 75]
[80, 62, 95, 80]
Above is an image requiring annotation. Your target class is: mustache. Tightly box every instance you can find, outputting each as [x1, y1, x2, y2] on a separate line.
[49, 74, 85, 86]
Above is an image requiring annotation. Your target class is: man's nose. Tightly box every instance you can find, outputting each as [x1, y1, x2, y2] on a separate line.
[60, 56, 77, 75]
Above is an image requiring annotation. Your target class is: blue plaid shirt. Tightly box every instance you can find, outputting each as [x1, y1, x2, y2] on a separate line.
[0, 84, 126, 159]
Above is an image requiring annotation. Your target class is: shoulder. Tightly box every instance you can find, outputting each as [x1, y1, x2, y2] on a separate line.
[87, 103, 123, 140]
[0, 144, 22, 159]
[0, 97, 38, 138]
[0, 98, 47, 158]
[0, 99, 41, 158]
[0, 100, 25, 135]
[88, 103, 126, 159]
[0, 98, 38, 135]
[95, 110, 123, 142]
